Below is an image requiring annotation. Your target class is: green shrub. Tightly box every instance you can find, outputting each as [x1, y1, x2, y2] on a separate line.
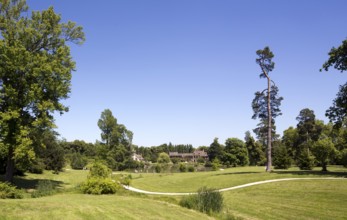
[155, 164, 161, 173]
[70, 153, 88, 170]
[31, 180, 57, 198]
[179, 187, 223, 215]
[339, 149, 347, 168]
[29, 159, 45, 174]
[0, 182, 23, 199]
[187, 166, 195, 172]
[296, 150, 315, 170]
[80, 178, 119, 195]
[273, 145, 292, 169]
[119, 174, 132, 186]
[179, 194, 198, 209]
[88, 161, 111, 179]
[179, 163, 187, 172]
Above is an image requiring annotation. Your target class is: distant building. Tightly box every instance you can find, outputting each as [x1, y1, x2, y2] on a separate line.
[169, 150, 208, 162]
[132, 153, 144, 162]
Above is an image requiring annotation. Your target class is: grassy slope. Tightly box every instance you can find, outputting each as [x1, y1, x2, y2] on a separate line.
[1, 166, 346, 220]
[0, 194, 212, 220]
[224, 179, 347, 220]
[130, 166, 347, 193]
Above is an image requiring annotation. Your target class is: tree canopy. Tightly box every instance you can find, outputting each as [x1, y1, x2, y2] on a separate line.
[322, 38, 347, 72]
[0, 0, 84, 182]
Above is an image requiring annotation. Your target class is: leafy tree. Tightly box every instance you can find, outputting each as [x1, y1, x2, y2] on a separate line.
[326, 83, 347, 128]
[207, 138, 223, 161]
[321, 38, 347, 72]
[245, 131, 266, 166]
[296, 108, 322, 143]
[157, 152, 171, 164]
[254, 46, 281, 172]
[224, 138, 249, 166]
[311, 137, 336, 171]
[273, 144, 292, 169]
[70, 152, 88, 170]
[282, 126, 299, 159]
[340, 149, 347, 167]
[97, 109, 118, 147]
[0, 0, 84, 182]
[97, 109, 133, 170]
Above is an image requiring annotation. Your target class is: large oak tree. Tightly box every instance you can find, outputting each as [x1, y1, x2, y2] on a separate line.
[0, 0, 85, 182]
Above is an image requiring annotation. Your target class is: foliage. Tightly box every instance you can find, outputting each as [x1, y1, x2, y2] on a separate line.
[296, 149, 315, 170]
[296, 108, 322, 144]
[187, 165, 195, 172]
[88, 161, 111, 179]
[0, 182, 23, 199]
[208, 138, 224, 161]
[70, 153, 88, 170]
[224, 138, 249, 166]
[340, 149, 347, 167]
[273, 144, 292, 169]
[97, 109, 133, 170]
[179, 187, 223, 215]
[326, 82, 347, 128]
[254, 46, 279, 172]
[211, 158, 221, 171]
[245, 132, 266, 166]
[0, 0, 84, 182]
[179, 163, 187, 172]
[154, 164, 161, 173]
[312, 137, 336, 171]
[31, 180, 57, 198]
[80, 177, 119, 195]
[322, 38, 347, 72]
[80, 161, 119, 195]
[157, 152, 171, 164]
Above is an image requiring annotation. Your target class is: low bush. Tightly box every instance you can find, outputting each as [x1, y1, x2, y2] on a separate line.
[88, 161, 111, 179]
[179, 187, 223, 215]
[80, 178, 119, 195]
[70, 153, 88, 170]
[0, 182, 23, 199]
[187, 166, 195, 172]
[31, 180, 57, 198]
[179, 163, 187, 172]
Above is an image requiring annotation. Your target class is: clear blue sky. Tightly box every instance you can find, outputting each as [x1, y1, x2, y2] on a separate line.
[27, 0, 347, 147]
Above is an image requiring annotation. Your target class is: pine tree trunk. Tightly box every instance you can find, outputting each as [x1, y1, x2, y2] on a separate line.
[266, 76, 272, 172]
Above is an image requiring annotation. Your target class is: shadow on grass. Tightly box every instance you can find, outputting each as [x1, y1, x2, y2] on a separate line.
[0, 175, 64, 190]
[272, 170, 347, 178]
[214, 172, 260, 176]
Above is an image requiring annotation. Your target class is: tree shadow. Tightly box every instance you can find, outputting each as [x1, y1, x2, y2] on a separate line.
[0, 175, 64, 190]
[272, 170, 347, 178]
[214, 172, 260, 176]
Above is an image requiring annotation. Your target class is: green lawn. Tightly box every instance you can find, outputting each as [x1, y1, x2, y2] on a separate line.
[0, 193, 212, 220]
[223, 179, 347, 220]
[130, 166, 347, 193]
[1, 166, 346, 220]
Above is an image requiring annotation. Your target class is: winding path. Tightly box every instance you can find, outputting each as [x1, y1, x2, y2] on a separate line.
[123, 177, 346, 196]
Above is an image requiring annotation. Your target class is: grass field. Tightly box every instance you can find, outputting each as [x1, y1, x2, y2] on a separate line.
[0, 194, 212, 220]
[1, 166, 346, 219]
[130, 166, 347, 193]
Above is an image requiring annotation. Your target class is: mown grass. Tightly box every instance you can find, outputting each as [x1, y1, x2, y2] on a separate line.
[0, 193, 212, 220]
[223, 179, 347, 220]
[130, 166, 347, 193]
[1, 166, 346, 219]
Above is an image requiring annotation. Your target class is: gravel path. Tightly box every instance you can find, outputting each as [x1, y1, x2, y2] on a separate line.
[123, 177, 346, 196]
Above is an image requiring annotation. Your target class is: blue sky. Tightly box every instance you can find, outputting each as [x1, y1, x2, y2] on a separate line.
[27, 0, 347, 147]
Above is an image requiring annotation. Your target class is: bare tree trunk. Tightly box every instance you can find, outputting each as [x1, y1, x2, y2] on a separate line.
[5, 148, 15, 183]
[266, 76, 272, 172]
